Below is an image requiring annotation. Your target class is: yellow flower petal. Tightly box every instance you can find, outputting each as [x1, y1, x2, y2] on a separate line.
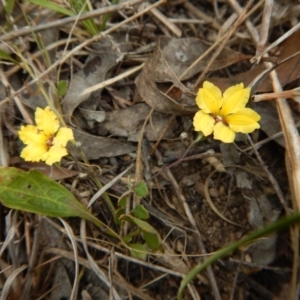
[213, 122, 236, 143]
[226, 108, 261, 133]
[195, 81, 223, 115]
[220, 83, 250, 116]
[193, 110, 215, 136]
[35, 106, 59, 136]
[45, 146, 68, 165]
[18, 106, 74, 165]
[18, 125, 48, 145]
[54, 127, 74, 147]
[20, 143, 48, 162]
[193, 81, 260, 143]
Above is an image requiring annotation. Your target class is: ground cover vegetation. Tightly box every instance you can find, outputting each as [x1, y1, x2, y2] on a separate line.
[1, 0, 300, 299]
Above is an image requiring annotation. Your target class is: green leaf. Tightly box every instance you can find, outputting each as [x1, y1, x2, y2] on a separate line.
[128, 243, 148, 260]
[5, 0, 14, 15]
[131, 205, 149, 220]
[123, 235, 131, 244]
[99, 0, 119, 31]
[0, 167, 118, 238]
[121, 215, 156, 234]
[26, 0, 74, 16]
[142, 230, 161, 252]
[120, 215, 161, 251]
[57, 80, 68, 97]
[3, 0, 14, 29]
[123, 227, 140, 243]
[114, 207, 125, 225]
[69, 0, 98, 36]
[118, 196, 126, 209]
[0, 49, 17, 63]
[133, 181, 148, 197]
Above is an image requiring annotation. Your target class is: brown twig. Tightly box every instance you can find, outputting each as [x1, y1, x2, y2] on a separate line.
[194, 0, 254, 88]
[247, 135, 289, 212]
[253, 0, 274, 64]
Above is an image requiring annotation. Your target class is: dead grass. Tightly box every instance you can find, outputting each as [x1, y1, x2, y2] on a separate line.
[1, 0, 300, 299]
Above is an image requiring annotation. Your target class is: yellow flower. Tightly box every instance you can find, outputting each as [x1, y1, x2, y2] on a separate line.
[19, 106, 74, 165]
[193, 81, 261, 143]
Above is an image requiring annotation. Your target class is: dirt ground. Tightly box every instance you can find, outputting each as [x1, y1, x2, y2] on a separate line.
[1, 0, 300, 299]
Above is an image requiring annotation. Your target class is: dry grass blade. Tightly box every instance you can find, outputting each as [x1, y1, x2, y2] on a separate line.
[59, 218, 79, 300]
[204, 169, 243, 228]
[144, 1, 182, 37]
[0, 115, 9, 167]
[0, 68, 32, 124]
[80, 220, 122, 300]
[88, 164, 133, 207]
[254, 22, 300, 60]
[247, 135, 288, 212]
[163, 165, 222, 300]
[194, 0, 254, 87]
[86, 240, 188, 278]
[0, 226, 16, 258]
[81, 64, 144, 96]
[0, 265, 28, 300]
[270, 74, 300, 212]
[45, 247, 157, 300]
[253, 0, 273, 63]
[183, 2, 221, 30]
[270, 73, 300, 299]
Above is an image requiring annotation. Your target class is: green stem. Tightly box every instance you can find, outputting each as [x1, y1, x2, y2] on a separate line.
[99, 0, 119, 31]
[178, 213, 300, 299]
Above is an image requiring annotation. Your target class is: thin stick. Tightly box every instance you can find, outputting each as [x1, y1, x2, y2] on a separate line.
[81, 64, 144, 96]
[194, 0, 254, 88]
[255, 22, 300, 60]
[145, 1, 182, 37]
[183, 2, 221, 30]
[254, 0, 274, 63]
[247, 135, 289, 212]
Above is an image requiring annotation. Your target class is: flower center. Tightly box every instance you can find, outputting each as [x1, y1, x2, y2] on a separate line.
[214, 115, 228, 125]
[215, 115, 223, 123]
[46, 136, 54, 149]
